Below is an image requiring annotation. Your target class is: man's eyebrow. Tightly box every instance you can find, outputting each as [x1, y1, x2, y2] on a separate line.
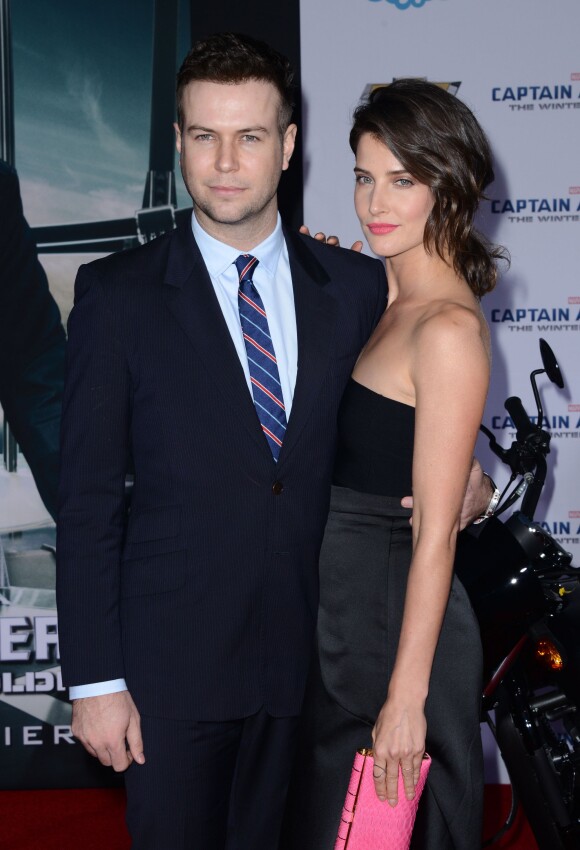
[186, 124, 270, 134]
[239, 126, 270, 134]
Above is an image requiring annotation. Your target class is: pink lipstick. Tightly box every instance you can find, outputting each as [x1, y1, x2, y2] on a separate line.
[367, 223, 399, 235]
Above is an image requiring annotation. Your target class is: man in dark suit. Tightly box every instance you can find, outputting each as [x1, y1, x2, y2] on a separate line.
[57, 33, 490, 850]
[0, 160, 65, 519]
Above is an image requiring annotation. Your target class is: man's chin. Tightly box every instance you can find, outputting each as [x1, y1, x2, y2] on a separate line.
[196, 204, 257, 228]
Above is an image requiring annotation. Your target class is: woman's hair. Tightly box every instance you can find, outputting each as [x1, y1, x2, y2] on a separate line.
[350, 79, 508, 296]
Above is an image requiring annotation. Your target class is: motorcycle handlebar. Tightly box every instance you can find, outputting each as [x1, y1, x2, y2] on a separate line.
[505, 396, 537, 440]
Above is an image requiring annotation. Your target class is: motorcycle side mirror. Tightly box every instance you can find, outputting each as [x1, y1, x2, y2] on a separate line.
[539, 338, 564, 389]
[531, 338, 565, 424]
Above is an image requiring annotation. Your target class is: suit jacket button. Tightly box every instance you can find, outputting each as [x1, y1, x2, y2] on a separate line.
[272, 481, 284, 496]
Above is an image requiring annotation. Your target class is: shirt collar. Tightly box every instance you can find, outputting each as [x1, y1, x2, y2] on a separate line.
[191, 211, 284, 279]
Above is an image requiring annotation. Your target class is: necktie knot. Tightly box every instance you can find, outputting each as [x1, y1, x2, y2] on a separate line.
[235, 254, 259, 285]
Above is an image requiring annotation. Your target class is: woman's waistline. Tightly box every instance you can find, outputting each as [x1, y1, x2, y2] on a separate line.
[329, 484, 412, 518]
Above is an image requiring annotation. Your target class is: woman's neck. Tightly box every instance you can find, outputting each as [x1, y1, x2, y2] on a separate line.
[385, 248, 460, 305]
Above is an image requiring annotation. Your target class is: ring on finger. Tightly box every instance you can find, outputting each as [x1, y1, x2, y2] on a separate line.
[373, 763, 387, 777]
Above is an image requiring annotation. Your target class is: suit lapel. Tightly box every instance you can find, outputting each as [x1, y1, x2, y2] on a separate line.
[162, 223, 271, 458]
[162, 222, 339, 467]
[278, 228, 338, 467]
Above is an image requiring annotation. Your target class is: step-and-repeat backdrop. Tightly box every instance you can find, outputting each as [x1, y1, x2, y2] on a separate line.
[300, 0, 579, 564]
[299, 0, 579, 781]
[1, 0, 577, 790]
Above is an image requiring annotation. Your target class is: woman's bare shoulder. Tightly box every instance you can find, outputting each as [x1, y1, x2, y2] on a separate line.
[415, 297, 489, 350]
[410, 299, 491, 384]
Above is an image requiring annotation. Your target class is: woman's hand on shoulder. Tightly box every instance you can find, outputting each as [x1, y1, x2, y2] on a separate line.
[299, 224, 363, 252]
[371, 696, 427, 806]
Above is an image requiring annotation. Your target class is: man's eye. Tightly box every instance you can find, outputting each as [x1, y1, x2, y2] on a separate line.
[241, 135, 259, 142]
[194, 134, 213, 141]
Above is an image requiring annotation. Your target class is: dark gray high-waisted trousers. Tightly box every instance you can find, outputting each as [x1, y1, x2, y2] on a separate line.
[281, 486, 484, 850]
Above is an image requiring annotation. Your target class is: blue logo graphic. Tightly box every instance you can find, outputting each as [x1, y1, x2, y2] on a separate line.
[369, 0, 432, 9]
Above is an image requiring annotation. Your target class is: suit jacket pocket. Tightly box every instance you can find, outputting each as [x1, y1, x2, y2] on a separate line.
[120, 549, 186, 598]
[123, 505, 181, 560]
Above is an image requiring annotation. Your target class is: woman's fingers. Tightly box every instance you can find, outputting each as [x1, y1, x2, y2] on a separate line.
[401, 760, 416, 801]
[385, 760, 401, 807]
[372, 758, 388, 802]
[320, 233, 340, 245]
[413, 755, 423, 789]
[299, 225, 363, 253]
[300, 224, 329, 242]
[373, 756, 420, 807]
[299, 225, 346, 247]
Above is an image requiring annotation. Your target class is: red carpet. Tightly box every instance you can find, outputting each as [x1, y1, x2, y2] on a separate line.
[1, 785, 538, 849]
[482, 785, 539, 850]
[1, 789, 130, 850]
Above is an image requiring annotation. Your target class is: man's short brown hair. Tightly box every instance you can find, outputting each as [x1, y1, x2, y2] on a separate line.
[176, 32, 295, 137]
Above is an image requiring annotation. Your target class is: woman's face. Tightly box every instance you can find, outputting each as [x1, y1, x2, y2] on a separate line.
[354, 133, 434, 261]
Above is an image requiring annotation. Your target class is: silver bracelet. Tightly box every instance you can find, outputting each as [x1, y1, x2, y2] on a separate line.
[473, 473, 501, 524]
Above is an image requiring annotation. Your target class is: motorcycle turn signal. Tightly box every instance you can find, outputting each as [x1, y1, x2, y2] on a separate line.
[535, 638, 564, 671]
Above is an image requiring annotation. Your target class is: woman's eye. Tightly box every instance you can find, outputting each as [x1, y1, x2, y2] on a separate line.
[355, 175, 372, 184]
[396, 178, 414, 187]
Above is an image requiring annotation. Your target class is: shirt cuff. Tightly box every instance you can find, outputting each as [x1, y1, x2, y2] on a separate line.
[69, 678, 128, 700]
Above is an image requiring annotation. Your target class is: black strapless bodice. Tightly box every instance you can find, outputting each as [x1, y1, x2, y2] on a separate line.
[333, 378, 415, 497]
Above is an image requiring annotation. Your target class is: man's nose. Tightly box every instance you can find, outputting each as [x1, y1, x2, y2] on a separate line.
[215, 141, 238, 172]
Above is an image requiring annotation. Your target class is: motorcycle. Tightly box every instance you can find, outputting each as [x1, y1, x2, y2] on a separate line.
[455, 338, 580, 849]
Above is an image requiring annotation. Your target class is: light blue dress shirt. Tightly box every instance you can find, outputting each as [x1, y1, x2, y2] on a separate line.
[69, 212, 298, 700]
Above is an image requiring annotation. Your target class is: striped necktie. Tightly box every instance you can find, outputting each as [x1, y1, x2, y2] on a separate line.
[235, 254, 287, 461]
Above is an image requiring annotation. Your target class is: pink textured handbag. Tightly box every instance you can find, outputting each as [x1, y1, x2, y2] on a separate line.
[334, 749, 431, 850]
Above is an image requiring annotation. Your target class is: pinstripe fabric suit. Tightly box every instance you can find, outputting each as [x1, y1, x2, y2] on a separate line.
[56, 220, 385, 723]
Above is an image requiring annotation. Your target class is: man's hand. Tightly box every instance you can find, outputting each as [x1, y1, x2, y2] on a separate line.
[71, 691, 145, 772]
[401, 457, 493, 530]
[299, 225, 363, 253]
[459, 457, 494, 528]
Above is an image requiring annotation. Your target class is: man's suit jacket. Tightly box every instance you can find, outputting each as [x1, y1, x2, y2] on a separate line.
[56, 220, 386, 721]
[0, 161, 65, 519]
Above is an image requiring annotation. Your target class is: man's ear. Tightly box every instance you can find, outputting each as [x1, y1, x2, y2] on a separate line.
[282, 123, 298, 171]
[174, 122, 182, 155]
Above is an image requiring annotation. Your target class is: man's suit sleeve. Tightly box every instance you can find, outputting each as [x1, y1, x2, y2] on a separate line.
[56, 264, 131, 687]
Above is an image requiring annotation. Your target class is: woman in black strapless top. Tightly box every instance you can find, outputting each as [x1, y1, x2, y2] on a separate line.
[282, 80, 507, 850]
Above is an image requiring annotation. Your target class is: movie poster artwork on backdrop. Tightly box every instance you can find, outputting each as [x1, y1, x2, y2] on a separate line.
[0, 0, 190, 789]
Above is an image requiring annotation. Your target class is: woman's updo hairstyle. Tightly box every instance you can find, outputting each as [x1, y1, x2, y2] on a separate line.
[350, 79, 507, 296]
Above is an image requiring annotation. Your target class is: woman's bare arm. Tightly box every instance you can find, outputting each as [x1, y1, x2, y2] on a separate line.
[371, 306, 490, 806]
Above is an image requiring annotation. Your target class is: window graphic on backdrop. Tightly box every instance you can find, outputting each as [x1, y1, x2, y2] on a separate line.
[0, 0, 190, 789]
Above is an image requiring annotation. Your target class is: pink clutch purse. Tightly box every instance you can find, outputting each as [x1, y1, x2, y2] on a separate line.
[334, 748, 431, 850]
